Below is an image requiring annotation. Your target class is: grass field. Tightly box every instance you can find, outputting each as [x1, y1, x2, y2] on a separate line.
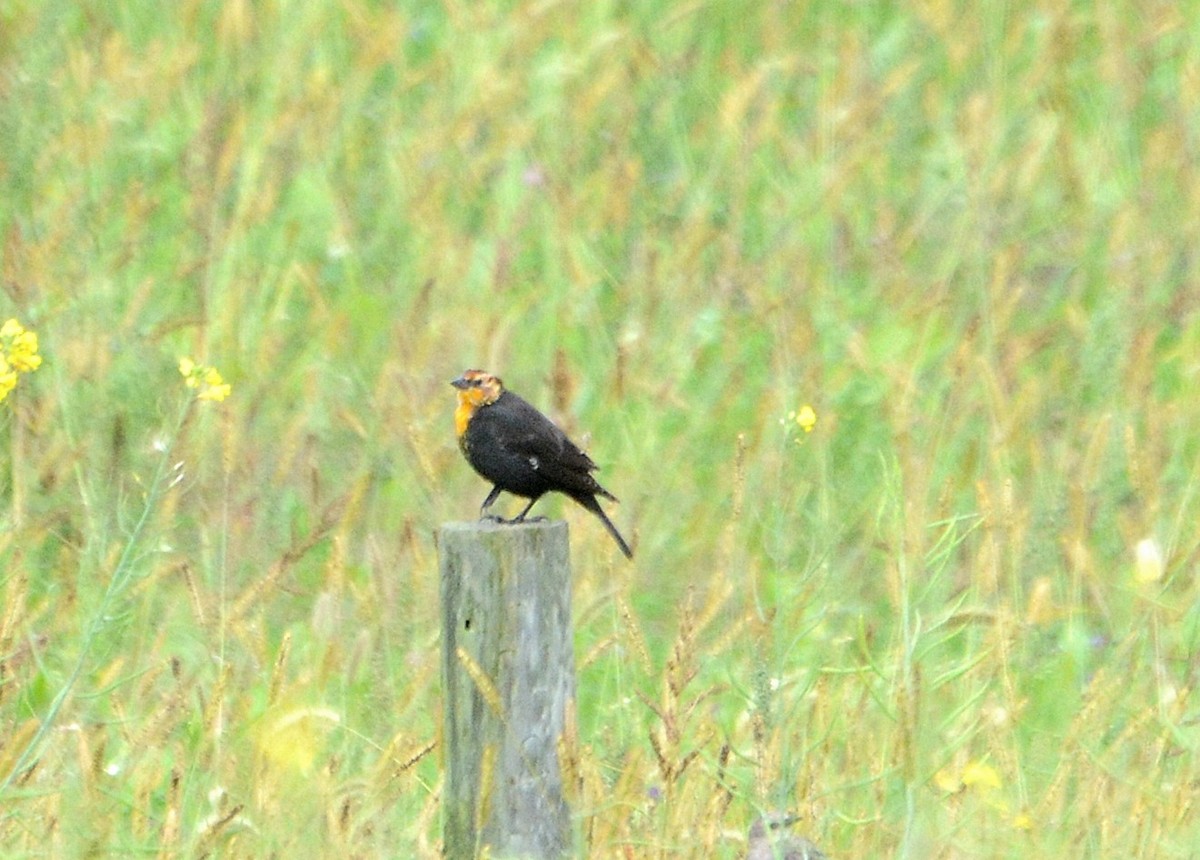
[2, 1, 1199, 857]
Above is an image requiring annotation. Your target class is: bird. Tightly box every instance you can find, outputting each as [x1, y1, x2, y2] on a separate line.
[451, 369, 633, 559]
[746, 812, 826, 860]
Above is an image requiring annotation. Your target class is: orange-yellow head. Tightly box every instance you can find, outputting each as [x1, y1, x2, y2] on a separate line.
[451, 369, 504, 438]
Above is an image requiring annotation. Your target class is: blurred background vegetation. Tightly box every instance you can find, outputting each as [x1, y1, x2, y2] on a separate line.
[1, 0, 1198, 856]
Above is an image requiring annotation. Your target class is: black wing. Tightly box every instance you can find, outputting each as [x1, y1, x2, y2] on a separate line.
[483, 392, 611, 498]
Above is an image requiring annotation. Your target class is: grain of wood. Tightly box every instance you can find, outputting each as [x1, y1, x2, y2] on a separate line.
[439, 520, 575, 859]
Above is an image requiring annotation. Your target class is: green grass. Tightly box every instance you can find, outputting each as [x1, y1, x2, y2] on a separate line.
[2, 0, 1199, 856]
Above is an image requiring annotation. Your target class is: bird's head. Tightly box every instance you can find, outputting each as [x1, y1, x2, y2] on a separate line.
[748, 811, 801, 840]
[451, 369, 504, 408]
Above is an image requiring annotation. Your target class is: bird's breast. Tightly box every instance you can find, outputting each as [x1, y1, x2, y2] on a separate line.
[454, 399, 476, 439]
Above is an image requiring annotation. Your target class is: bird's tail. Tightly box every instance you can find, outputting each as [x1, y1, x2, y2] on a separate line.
[577, 494, 633, 559]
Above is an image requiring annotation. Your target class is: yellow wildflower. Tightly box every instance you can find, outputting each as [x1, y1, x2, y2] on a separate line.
[780, 404, 818, 445]
[0, 318, 42, 403]
[935, 759, 1003, 794]
[961, 760, 1002, 790]
[1010, 812, 1033, 831]
[9, 336, 40, 372]
[256, 705, 341, 774]
[179, 357, 232, 402]
[198, 370, 231, 402]
[938, 758, 1028, 830]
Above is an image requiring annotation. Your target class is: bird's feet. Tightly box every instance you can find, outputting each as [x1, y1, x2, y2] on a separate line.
[479, 513, 549, 525]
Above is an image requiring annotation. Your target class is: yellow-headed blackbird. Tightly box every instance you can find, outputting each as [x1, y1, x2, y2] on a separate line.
[451, 369, 633, 559]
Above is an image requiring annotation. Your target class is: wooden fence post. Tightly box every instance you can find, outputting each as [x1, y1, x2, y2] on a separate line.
[438, 519, 575, 859]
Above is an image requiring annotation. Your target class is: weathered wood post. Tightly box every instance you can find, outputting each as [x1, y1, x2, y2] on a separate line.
[439, 519, 575, 859]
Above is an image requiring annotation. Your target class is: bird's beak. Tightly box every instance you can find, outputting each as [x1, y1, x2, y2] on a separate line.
[450, 376, 469, 390]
